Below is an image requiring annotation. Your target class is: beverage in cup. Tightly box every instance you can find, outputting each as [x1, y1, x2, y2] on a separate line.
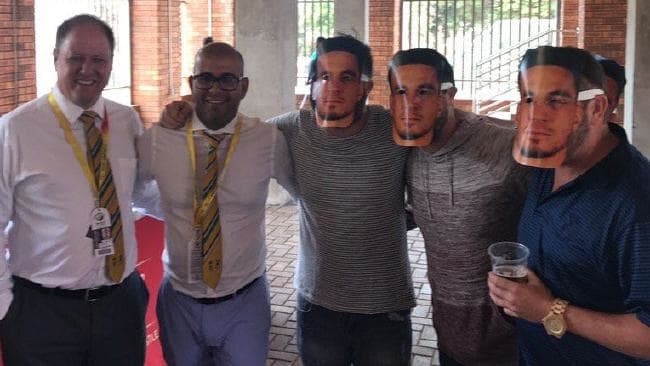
[488, 241, 529, 283]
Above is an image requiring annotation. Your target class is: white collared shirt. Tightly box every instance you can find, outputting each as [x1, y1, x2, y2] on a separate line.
[137, 112, 294, 298]
[0, 86, 143, 318]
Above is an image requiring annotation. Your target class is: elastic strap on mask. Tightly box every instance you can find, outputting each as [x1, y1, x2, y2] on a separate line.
[577, 88, 604, 101]
[441, 82, 454, 91]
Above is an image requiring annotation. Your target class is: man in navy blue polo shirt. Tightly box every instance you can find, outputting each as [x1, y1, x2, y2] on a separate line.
[488, 46, 650, 365]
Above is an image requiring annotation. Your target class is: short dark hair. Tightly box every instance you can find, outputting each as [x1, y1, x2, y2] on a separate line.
[56, 14, 115, 54]
[307, 35, 373, 83]
[387, 48, 454, 90]
[594, 54, 626, 98]
[518, 46, 605, 94]
[203, 36, 214, 46]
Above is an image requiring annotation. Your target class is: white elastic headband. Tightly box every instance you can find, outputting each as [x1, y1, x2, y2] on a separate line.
[441, 82, 454, 91]
[577, 88, 605, 101]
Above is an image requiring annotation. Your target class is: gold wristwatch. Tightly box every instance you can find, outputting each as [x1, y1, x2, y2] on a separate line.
[542, 298, 569, 339]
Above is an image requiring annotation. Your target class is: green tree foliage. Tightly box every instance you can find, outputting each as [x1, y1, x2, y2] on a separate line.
[298, 1, 335, 57]
[403, 0, 557, 37]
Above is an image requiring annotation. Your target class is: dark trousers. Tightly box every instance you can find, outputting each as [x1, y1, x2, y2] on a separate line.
[296, 294, 412, 366]
[0, 271, 149, 366]
[439, 351, 465, 366]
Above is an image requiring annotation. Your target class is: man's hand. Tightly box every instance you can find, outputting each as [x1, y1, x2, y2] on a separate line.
[488, 269, 555, 323]
[159, 100, 193, 129]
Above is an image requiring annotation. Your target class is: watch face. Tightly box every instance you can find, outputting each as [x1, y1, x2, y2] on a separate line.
[547, 315, 564, 333]
[544, 313, 566, 338]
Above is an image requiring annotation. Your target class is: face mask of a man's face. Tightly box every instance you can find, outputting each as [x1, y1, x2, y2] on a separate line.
[311, 51, 364, 128]
[389, 64, 442, 147]
[513, 65, 586, 168]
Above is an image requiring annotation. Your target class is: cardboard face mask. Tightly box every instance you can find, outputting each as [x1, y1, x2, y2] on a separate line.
[512, 65, 603, 168]
[311, 51, 366, 128]
[389, 64, 444, 147]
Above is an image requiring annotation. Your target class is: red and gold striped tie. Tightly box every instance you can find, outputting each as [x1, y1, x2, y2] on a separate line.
[80, 111, 125, 283]
[200, 132, 225, 288]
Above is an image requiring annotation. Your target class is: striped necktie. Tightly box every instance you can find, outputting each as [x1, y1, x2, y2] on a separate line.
[79, 111, 125, 283]
[200, 131, 226, 288]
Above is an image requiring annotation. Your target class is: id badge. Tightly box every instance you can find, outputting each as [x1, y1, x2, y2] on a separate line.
[89, 207, 115, 257]
[188, 228, 203, 283]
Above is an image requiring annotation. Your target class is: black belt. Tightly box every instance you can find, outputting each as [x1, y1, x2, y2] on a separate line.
[13, 276, 123, 302]
[193, 276, 260, 305]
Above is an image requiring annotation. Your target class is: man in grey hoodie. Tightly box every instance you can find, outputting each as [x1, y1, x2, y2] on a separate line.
[389, 48, 529, 366]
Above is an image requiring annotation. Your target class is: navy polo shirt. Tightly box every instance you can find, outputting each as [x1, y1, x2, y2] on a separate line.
[517, 124, 650, 365]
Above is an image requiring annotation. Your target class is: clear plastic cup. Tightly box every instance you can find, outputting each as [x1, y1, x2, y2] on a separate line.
[488, 241, 530, 283]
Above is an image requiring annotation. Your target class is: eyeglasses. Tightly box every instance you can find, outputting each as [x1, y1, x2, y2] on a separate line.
[193, 73, 244, 91]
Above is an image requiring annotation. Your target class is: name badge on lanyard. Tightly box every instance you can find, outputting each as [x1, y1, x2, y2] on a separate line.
[88, 206, 115, 256]
[188, 228, 203, 284]
[47, 93, 115, 258]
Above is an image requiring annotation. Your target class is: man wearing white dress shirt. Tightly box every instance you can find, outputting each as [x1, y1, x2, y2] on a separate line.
[0, 14, 148, 366]
[138, 42, 294, 365]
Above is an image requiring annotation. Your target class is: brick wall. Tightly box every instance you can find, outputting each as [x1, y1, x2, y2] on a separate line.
[567, 0, 627, 122]
[0, 0, 35, 116]
[560, 0, 580, 47]
[367, 0, 400, 108]
[131, 0, 234, 126]
[582, 0, 627, 64]
[131, 0, 178, 126]
[212, 0, 234, 46]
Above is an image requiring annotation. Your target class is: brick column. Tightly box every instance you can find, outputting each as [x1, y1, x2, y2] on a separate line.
[0, 0, 35, 115]
[178, 0, 234, 96]
[560, 0, 580, 47]
[131, 0, 181, 127]
[212, 0, 234, 45]
[367, 0, 400, 108]
[582, 0, 627, 63]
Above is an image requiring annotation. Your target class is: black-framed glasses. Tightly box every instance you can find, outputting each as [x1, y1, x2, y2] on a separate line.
[193, 72, 244, 91]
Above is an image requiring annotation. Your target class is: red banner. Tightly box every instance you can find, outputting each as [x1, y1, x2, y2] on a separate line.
[135, 216, 166, 366]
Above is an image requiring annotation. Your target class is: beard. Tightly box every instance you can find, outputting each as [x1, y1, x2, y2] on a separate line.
[316, 109, 353, 122]
[519, 115, 589, 160]
[564, 114, 590, 165]
[397, 128, 429, 141]
[519, 142, 566, 159]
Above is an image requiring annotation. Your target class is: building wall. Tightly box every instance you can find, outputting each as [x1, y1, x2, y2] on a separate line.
[0, 0, 35, 116]
[131, 0, 180, 127]
[367, 0, 400, 107]
[0, 0, 633, 123]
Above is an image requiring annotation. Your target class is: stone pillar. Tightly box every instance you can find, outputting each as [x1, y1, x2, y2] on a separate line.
[625, 0, 650, 155]
[235, 0, 296, 121]
[335, 0, 367, 42]
[235, 0, 297, 205]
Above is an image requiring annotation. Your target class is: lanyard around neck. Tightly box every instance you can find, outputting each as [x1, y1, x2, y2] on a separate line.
[186, 114, 243, 226]
[48, 92, 109, 196]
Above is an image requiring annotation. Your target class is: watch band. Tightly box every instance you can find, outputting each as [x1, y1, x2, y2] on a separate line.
[542, 298, 569, 339]
[550, 298, 569, 314]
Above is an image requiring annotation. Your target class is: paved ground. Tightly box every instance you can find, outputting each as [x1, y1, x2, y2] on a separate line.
[264, 203, 440, 366]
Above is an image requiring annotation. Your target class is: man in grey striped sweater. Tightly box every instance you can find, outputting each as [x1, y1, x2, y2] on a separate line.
[390, 48, 529, 366]
[269, 35, 415, 366]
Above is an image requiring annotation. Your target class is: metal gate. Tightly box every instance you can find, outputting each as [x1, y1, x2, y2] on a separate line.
[402, 0, 562, 116]
[297, 0, 335, 93]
